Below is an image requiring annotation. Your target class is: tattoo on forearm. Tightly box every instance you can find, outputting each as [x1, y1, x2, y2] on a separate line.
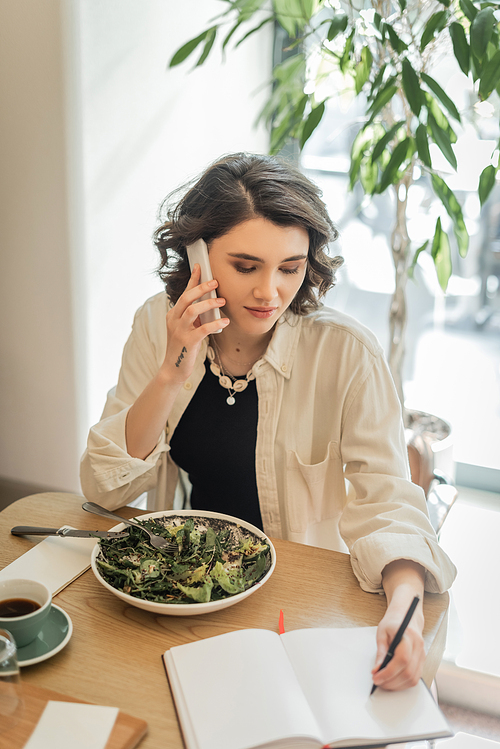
[175, 347, 187, 367]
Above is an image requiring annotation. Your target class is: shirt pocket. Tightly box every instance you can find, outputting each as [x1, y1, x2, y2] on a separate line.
[285, 442, 346, 533]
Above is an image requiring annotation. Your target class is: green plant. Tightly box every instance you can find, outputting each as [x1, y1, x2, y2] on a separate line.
[170, 0, 500, 407]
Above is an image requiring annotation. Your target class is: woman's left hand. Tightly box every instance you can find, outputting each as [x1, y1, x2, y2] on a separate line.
[372, 560, 426, 691]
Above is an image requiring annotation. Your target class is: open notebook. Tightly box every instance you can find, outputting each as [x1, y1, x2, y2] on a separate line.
[163, 626, 452, 749]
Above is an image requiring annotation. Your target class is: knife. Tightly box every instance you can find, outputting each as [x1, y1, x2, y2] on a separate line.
[11, 526, 129, 539]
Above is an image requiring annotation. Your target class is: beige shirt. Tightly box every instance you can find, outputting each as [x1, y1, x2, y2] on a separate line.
[80, 292, 456, 594]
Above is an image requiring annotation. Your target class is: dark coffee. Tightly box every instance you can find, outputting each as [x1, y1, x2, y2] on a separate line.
[0, 598, 41, 617]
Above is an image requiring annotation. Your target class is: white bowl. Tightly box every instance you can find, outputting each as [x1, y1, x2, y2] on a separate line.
[90, 509, 276, 616]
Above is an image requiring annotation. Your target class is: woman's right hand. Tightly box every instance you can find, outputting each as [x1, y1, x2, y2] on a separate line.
[161, 264, 229, 385]
[125, 265, 228, 459]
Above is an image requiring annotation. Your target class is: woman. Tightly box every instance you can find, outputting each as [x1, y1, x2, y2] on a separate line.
[81, 152, 456, 691]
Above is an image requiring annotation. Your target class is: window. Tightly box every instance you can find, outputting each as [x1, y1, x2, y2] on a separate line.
[300, 74, 500, 492]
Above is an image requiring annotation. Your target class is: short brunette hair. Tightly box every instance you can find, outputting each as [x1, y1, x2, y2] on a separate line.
[154, 152, 343, 315]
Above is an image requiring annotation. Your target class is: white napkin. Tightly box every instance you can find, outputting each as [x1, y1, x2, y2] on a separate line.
[0, 531, 97, 594]
[23, 701, 119, 749]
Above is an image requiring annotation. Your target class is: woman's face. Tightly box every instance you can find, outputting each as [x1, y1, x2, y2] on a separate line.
[208, 218, 309, 339]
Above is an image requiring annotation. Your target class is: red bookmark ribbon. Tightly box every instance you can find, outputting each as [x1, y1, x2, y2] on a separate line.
[278, 609, 285, 634]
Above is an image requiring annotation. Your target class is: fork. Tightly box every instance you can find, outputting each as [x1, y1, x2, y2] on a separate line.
[82, 502, 178, 551]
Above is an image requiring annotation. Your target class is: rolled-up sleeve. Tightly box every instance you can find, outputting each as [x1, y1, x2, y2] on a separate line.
[339, 350, 457, 594]
[80, 295, 170, 509]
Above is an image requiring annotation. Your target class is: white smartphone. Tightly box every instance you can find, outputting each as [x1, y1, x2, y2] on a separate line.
[186, 238, 223, 331]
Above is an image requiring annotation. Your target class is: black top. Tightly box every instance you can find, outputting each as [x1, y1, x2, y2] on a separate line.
[169, 359, 263, 530]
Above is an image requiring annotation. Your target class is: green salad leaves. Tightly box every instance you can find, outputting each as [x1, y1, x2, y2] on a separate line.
[96, 517, 270, 604]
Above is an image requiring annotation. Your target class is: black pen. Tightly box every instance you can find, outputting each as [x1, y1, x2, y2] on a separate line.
[370, 595, 420, 695]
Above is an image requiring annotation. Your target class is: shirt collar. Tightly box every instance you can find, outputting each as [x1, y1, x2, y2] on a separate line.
[198, 312, 303, 380]
[261, 312, 302, 380]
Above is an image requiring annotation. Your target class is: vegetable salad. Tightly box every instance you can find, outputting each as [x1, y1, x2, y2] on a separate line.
[96, 516, 271, 604]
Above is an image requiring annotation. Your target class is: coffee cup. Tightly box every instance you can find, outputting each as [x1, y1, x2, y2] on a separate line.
[0, 579, 52, 648]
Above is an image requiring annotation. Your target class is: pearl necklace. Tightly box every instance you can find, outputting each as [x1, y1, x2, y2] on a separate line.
[207, 344, 256, 406]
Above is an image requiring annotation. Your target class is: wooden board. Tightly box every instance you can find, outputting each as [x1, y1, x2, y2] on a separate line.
[0, 682, 147, 749]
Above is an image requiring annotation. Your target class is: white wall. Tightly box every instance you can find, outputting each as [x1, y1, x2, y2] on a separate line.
[0, 0, 79, 491]
[0, 0, 272, 493]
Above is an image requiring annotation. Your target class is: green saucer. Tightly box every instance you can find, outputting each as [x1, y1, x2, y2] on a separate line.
[17, 604, 73, 667]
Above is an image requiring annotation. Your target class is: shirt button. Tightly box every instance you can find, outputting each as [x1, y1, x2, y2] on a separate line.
[281, 364, 287, 372]
[184, 382, 192, 390]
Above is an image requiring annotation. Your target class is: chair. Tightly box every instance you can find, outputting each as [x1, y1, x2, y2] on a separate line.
[407, 434, 458, 536]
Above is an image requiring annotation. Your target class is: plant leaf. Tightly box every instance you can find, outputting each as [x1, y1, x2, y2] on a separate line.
[386, 25, 408, 53]
[351, 126, 375, 163]
[270, 110, 295, 154]
[431, 217, 442, 257]
[370, 64, 387, 97]
[471, 7, 496, 62]
[169, 29, 214, 67]
[296, 0, 322, 18]
[360, 157, 379, 194]
[258, 56, 305, 129]
[421, 72, 461, 121]
[274, 53, 307, 86]
[234, 16, 275, 48]
[377, 137, 414, 194]
[274, 2, 298, 37]
[424, 92, 457, 143]
[196, 28, 217, 66]
[459, 0, 477, 23]
[234, 0, 268, 22]
[408, 240, 430, 279]
[367, 80, 398, 120]
[294, 92, 309, 120]
[449, 22, 470, 76]
[470, 51, 483, 83]
[420, 10, 448, 52]
[397, 0, 407, 10]
[355, 47, 373, 95]
[223, 21, 243, 51]
[478, 164, 497, 206]
[371, 121, 406, 163]
[431, 174, 469, 257]
[478, 50, 500, 100]
[269, 91, 308, 153]
[416, 123, 432, 168]
[373, 12, 382, 31]
[350, 128, 377, 189]
[431, 218, 452, 291]
[402, 58, 423, 117]
[273, 0, 314, 36]
[428, 113, 457, 170]
[340, 29, 355, 72]
[300, 101, 326, 148]
[327, 12, 348, 41]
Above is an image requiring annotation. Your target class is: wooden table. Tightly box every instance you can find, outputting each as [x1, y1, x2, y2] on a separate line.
[0, 493, 449, 749]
